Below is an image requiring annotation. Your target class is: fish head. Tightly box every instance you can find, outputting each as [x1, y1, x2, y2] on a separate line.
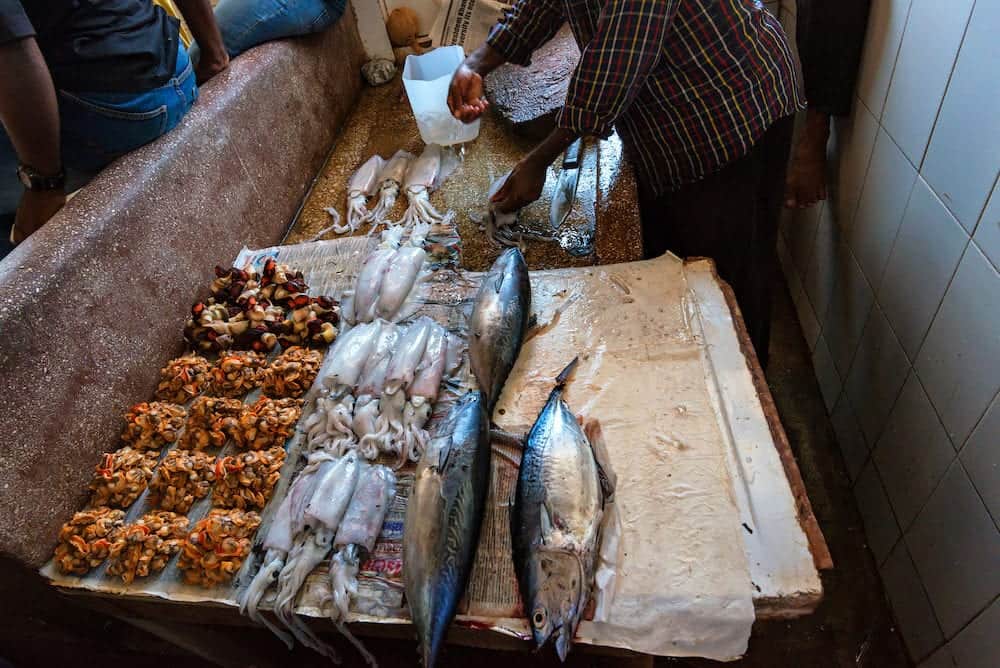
[525, 549, 586, 659]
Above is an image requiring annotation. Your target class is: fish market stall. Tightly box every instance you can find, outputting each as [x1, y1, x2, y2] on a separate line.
[43, 218, 828, 664]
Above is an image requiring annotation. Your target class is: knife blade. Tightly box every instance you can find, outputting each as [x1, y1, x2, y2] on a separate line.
[549, 138, 584, 231]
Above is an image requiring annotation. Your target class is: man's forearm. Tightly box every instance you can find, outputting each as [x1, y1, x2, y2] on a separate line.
[526, 127, 578, 169]
[175, 0, 228, 64]
[465, 44, 507, 78]
[0, 37, 60, 175]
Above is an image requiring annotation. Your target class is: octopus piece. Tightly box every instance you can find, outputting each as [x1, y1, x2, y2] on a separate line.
[121, 401, 186, 451]
[396, 144, 446, 229]
[179, 396, 245, 450]
[262, 346, 324, 399]
[368, 150, 414, 227]
[274, 296, 339, 349]
[178, 508, 261, 588]
[303, 394, 356, 455]
[53, 507, 125, 575]
[89, 447, 159, 509]
[206, 350, 267, 398]
[211, 446, 286, 510]
[235, 397, 303, 450]
[106, 511, 189, 584]
[154, 354, 212, 404]
[148, 449, 217, 513]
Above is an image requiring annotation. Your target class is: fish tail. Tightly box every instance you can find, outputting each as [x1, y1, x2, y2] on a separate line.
[555, 357, 579, 388]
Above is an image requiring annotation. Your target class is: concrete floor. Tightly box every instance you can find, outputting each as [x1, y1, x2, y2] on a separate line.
[0, 278, 911, 667]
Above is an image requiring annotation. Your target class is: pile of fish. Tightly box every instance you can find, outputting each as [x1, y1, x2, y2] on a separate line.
[403, 249, 615, 666]
[238, 451, 396, 665]
[321, 144, 454, 237]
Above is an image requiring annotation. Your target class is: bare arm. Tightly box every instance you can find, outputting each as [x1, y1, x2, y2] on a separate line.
[0, 36, 65, 240]
[174, 0, 229, 83]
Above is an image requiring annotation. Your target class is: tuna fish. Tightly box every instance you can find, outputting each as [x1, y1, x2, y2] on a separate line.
[511, 358, 611, 661]
[403, 391, 491, 668]
[468, 248, 531, 413]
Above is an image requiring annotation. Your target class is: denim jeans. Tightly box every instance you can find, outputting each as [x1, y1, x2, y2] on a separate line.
[0, 46, 198, 217]
[194, 0, 346, 60]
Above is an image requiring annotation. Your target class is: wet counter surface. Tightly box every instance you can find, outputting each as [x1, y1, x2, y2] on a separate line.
[286, 78, 643, 271]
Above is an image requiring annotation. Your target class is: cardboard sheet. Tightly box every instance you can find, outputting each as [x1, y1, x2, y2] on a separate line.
[43, 239, 822, 660]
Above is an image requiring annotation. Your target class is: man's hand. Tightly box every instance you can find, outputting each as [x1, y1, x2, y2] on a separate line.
[12, 189, 66, 243]
[491, 157, 548, 213]
[448, 63, 489, 123]
[195, 51, 230, 84]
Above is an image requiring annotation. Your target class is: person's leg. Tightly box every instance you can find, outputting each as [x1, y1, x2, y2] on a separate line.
[785, 0, 872, 208]
[639, 117, 795, 366]
[204, 0, 346, 60]
[58, 46, 198, 174]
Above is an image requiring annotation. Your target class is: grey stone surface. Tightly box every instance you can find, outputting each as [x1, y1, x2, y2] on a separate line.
[0, 16, 366, 568]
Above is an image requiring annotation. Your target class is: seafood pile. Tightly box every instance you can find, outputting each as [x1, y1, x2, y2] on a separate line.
[342, 235, 430, 326]
[121, 402, 186, 451]
[206, 351, 267, 398]
[261, 346, 324, 398]
[147, 449, 217, 513]
[89, 448, 159, 508]
[212, 447, 286, 510]
[107, 511, 189, 584]
[53, 507, 126, 575]
[184, 260, 339, 354]
[154, 354, 212, 403]
[234, 397, 303, 450]
[179, 396, 244, 450]
[178, 509, 261, 587]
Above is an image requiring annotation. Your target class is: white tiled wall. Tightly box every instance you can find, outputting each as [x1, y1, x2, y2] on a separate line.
[777, 2, 1000, 666]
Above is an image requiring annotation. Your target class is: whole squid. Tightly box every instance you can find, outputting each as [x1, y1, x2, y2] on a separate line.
[361, 317, 433, 460]
[273, 451, 362, 659]
[376, 245, 427, 322]
[321, 464, 398, 667]
[369, 150, 413, 226]
[343, 154, 386, 233]
[469, 248, 531, 413]
[400, 322, 447, 466]
[351, 323, 399, 460]
[238, 451, 337, 647]
[403, 391, 491, 668]
[397, 144, 446, 229]
[353, 249, 396, 324]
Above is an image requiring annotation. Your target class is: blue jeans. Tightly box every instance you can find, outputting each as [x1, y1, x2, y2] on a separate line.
[1, 46, 198, 217]
[195, 0, 346, 59]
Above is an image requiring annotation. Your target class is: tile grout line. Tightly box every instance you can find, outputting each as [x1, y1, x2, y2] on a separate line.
[915, 0, 978, 173]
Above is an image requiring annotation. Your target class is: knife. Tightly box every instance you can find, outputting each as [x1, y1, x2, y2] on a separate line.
[549, 137, 584, 231]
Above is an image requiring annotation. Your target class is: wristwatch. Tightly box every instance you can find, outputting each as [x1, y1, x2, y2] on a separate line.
[17, 163, 65, 192]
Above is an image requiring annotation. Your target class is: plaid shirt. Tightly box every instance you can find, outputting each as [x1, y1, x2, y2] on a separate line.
[487, 0, 805, 195]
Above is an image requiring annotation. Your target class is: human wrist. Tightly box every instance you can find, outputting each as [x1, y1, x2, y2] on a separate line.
[465, 45, 503, 77]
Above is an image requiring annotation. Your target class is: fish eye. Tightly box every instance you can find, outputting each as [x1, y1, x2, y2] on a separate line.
[532, 608, 547, 628]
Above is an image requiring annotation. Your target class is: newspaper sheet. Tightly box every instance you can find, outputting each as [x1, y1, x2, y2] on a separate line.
[377, 0, 513, 51]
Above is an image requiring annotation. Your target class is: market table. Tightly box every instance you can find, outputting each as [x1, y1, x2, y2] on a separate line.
[44, 81, 829, 666]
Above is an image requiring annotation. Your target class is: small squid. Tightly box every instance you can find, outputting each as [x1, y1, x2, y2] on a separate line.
[352, 249, 396, 324]
[273, 452, 361, 660]
[376, 246, 427, 322]
[343, 154, 386, 233]
[362, 317, 432, 460]
[320, 464, 397, 668]
[238, 451, 336, 647]
[400, 322, 447, 466]
[397, 144, 446, 229]
[351, 324, 399, 460]
[368, 150, 414, 227]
